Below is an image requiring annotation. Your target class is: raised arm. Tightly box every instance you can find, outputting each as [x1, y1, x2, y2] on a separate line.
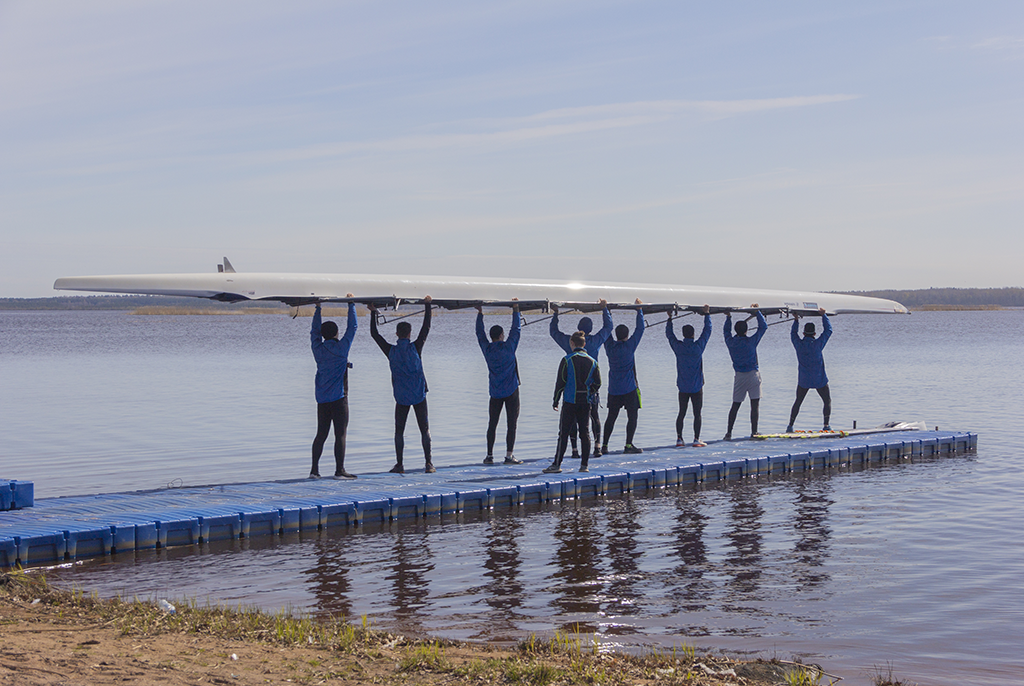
[340, 302, 358, 345]
[791, 317, 800, 346]
[820, 310, 832, 346]
[311, 303, 323, 348]
[723, 313, 733, 341]
[594, 305, 614, 346]
[697, 312, 712, 350]
[549, 309, 571, 353]
[475, 309, 488, 353]
[414, 299, 432, 354]
[368, 305, 391, 356]
[631, 307, 645, 346]
[752, 310, 768, 344]
[508, 307, 522, 351]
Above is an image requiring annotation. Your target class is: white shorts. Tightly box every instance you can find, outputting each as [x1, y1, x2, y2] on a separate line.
[732, 370, 762, 402]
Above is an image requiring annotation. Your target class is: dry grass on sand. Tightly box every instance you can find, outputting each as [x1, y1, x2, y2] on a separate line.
[1, 570, 832, 686]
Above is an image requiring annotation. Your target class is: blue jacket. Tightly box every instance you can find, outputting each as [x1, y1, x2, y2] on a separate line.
[603, 309, 645, 395]
[550, 307, 613, 360]
[724, 310, 767, 373]
[554, 349, 601, 405]
[371, 304, 431, 405]
[311, 304, 357, 403]
[476, 310, 521, 399]
[666, 314, 711, 393]
[791, 314, 832, 389]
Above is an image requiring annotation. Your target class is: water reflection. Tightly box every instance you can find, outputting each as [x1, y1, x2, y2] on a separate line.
[602, 498, 643, 632]
[790, 477, 833, 589]
[385, 524, 435, 631]
[550, 504, 603, 633]
[670, 491, 710, 613]
[482, 514, 525, 634]
[305, 532, 355, 619]
[725, 484, 765, 596]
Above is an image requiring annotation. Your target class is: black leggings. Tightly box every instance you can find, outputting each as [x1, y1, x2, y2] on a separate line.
[395, 400, 431, 465]
[312, 397, 349, 474]
[487, 389, 520, 456]
[727, 398, 759, 436]
[555, 401, 592, 467]
[567, 398, 600, 451]
[789, 385, 831, 427]
[676, 391, 703, 441]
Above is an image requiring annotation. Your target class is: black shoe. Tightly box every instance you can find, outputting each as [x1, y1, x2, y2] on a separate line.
[570, 450, 580, 459]
[503, 455, 523, 465]
[483, 456, 495, 465]
[542, 463, 562, 474]
[424, 463, 436, 474]
[333, 471, 357, 480]
[389, 463, 404, 474]
[623, 444, 643, 454]
[723, 433, 732, 441]
[600, 444, 609, 456]
[786, 425, 794, 434]
[578, 464, 589, 473]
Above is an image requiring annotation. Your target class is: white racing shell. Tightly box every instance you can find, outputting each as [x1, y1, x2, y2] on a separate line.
[53, 270, 908, 315]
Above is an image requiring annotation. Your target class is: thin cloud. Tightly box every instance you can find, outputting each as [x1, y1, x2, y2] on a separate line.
[270, 95, 860, 162]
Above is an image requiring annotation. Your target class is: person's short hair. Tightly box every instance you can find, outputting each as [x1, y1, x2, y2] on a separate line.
[320, 321, 338, 340]
[396, 321, 412, 338]
[735, 320, 748, 335]
[489, 324, 504, 341]
[615, 324, 629, 341]
[577, 317, 593, 334]
[682, 324, 695, 339]
[570, 331, 586, 348]
[804, 322, 816, 336]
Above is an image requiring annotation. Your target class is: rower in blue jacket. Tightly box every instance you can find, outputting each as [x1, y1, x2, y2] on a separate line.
[309, 298, 357, 479]
[787, 308, 833, 432]
[723, 305, 768, 440]
[549, 298, 612, 457]
[666, 304, 711, 447]
[369, 297, 434, 474]
[544, 331, 602, 474]
[601, 300, 645, 455]
[476, 300, 524, 465]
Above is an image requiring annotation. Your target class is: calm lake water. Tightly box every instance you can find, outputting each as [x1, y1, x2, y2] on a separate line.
[2, 308, 1022, 685]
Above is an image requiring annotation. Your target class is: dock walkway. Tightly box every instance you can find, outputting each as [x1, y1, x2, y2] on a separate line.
[0, 430, 977, 569]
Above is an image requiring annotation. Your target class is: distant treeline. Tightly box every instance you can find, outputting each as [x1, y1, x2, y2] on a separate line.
[837, 287, 1024, 309]
[0, 295, 289, 311]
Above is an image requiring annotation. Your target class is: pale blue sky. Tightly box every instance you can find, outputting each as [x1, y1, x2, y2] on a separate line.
[1, 1, 1021, 297]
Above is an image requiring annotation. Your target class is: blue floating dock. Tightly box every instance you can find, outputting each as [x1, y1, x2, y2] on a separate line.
[0, 430, 977, 569]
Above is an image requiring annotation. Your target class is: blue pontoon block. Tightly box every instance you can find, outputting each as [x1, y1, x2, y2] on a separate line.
[679, 464, 701, 484]
[196, 510, 244, 542]
[0, 538, 16, 568]
[791, 452, 811, 471]
[724, 459, 747, 479]
[439, 492, 459, 514]
[64, 525, 114, 559]
[155, 516, 201, 547]
[488, 485, 519, 509]
[517, 483, 547, 505]
[108, 523, 138, 553]
[239, 508, 282, 538]
[353, 496, 393, 524]
[456, 488, 491, 512]
[602, 472, 630, 495]
[575, 475, 603, 498]
[15, 528, 68, 564]
[320, 501, 358, 528]
[391, 495, 428, 519]
[134, 522, 159, 550]
[422, 494, 442, 516]
[0, 484, 11, 511]
[11, 481, 34, 509]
